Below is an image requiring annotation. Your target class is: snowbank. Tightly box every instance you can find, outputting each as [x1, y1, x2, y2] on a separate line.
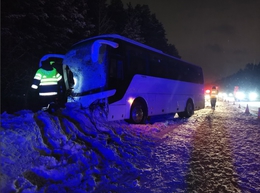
[0, 106, 154, 193]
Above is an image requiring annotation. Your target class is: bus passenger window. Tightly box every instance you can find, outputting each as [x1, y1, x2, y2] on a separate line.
[117, 61, 123, 80]
[109, 59, 124, 80]
[110, 59, 117, 78]
[136, 59, 146, 74]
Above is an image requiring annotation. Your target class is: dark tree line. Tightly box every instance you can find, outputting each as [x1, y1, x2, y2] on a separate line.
[1, 0, 180, 113]
[215, 62, 260, 92]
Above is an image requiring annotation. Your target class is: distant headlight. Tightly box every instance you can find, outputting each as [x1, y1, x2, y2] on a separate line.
[236, 92, 245, 100]
[218, 92, 226, 98]
[249, 92, 257, 101]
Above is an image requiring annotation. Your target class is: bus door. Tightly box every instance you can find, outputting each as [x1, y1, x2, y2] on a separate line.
[108, 49, 126, 104]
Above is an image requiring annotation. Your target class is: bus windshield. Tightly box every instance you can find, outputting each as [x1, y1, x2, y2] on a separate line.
[63, 40, 108, 96]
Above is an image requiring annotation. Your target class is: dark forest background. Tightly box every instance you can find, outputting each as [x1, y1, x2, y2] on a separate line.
[1, 0, 259, 113]
[215, 63, 260, 94]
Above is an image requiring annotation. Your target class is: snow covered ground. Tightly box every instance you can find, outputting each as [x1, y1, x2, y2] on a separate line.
[1, 100, 260, 193]
[235, 101, 260, 115]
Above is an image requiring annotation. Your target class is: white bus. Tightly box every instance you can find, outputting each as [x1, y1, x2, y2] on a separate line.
[42, 34, 205, 123]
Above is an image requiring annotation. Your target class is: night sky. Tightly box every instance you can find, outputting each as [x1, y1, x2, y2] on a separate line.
[121, 0, 260, 84]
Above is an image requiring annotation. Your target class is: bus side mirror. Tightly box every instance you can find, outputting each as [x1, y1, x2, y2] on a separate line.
[91, 40, 118, 63]
[39, 54, 65, 67]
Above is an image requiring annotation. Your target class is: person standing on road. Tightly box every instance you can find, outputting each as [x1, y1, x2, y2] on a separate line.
[210, 86, 218, 110]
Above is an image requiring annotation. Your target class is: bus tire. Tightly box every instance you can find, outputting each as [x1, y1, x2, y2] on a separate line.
[130, 100, 147, 124]
[178, 99, 194, 118]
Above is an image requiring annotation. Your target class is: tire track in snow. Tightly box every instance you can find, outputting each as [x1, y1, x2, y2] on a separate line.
[18, 109, 149, 192]
[33, 112, 69, 160]
[186, 110, 241, 192]
[136, 103, 243, 192]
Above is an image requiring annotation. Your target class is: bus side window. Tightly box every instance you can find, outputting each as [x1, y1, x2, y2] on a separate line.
[197, 68, 204, 84]
[109, 59, 124, 80]
[131, 51, 146, 75]
[160, 58, 168, 79]
[149, 56, 159, 77]
[126, 50, 134, 77]
[117, 61, 123, 80]
[183, 66, 191, 82]
[189, 66, 197, 83]
[168, 60, 175, 79]
[109, 59, 117, 78]
[135, 59, 146, 74]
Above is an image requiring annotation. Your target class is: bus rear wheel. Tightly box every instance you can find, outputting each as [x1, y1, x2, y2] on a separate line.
[130, 100, 147, 124]
[178, 100, 194, 118]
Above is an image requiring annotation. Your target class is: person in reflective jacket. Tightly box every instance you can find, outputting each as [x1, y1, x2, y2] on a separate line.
[31, 59, 62, 109]
[210, 86, 218, 110]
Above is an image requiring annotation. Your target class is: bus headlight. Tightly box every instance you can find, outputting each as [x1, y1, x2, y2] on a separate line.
[249, 92, 257, 101]
[73, 77, 78, 87]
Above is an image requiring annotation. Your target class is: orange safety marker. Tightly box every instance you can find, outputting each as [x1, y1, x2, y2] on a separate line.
[245, 104, 250, 114]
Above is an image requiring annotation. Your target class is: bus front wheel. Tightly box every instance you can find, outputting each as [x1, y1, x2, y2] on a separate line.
[178, 100, 194, 118]
[130, 100, 147, 124]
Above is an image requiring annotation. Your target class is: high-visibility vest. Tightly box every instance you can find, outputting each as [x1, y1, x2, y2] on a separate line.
[31, 68, 62, 96]
[210, 89, 218, 99]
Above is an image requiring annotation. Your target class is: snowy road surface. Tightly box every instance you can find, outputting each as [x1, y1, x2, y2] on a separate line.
[1, 100, 260, 192]
[135, 101, 260, 192]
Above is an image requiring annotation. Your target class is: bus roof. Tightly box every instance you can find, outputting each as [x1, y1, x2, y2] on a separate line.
[72, 34, 201, 68]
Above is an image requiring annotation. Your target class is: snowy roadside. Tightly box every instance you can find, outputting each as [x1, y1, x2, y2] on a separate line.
[133, 101, 260, 192]
[0, 105, 154, 193]
[1, 101, 260, 192]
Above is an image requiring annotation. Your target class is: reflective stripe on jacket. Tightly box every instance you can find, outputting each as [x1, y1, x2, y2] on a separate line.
[31, 68, 62, 96]
[210, 89, 218, 98]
